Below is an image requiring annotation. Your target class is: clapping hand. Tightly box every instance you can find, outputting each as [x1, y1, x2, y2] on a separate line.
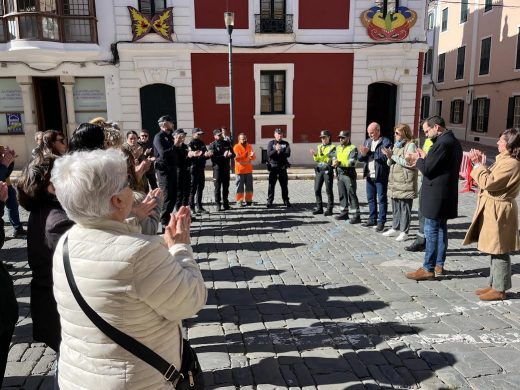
[164, 206, 191, 247]
[0, 181, 7, 203]
[469, 148, 484, 164]
[381, 147, 392, 158]
[309, 149, 316, 156]
[358, 145, 369, 156]
[405, 152, 419, 167]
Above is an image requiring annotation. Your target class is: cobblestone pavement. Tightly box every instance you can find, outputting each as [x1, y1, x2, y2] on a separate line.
[3, 178, 520, 389]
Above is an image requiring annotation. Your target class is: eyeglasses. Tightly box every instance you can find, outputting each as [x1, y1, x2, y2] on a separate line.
[394, 132, 401, 135]
[339, 137, 346, 139]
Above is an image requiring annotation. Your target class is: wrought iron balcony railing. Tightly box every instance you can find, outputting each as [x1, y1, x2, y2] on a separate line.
[254, 14, 293, 34]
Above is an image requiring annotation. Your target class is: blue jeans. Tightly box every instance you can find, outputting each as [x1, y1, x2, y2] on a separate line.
[366, 177, 388, 224]
[6, 185, 22, 230]
[423, 218, 448, 271]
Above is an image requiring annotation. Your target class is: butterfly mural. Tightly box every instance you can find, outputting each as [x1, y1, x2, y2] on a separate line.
[360, 6, 417, 42]
[128, 6, 174, 42]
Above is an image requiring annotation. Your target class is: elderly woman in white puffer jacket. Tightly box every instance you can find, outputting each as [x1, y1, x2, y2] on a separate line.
[51, 148, 207, 389]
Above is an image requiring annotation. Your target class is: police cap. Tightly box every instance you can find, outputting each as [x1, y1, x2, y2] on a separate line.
[320, 130, 331, 138]
[157, 115, 173, 124]
[338, 130, 351, 138]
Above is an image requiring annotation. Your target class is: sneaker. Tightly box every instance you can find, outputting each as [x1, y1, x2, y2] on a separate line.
[246, 202, 253, 206]
[239, 202, 247, 207]
[405, 241, 425, 252]
[479, 289, 506, 301]
[375, 223, 385, 232]
[405, 267, 435, 281]
[335, 212, 349, 221]
[349, 215, 361, 224]
[475, 286, 493, 296]
[395, 232, 408, 242]
[312, 208, 324, 215]
[362, 221, 376, 228]
[382, 228, 397, 237]
[324, 208, 333, 216]
[13, 228, 27, 238]
[434, 265, 444, 276]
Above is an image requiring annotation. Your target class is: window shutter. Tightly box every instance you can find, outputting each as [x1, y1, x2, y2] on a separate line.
[450, 101, 455, 123]
[471, 100, 477, 131]
[459, 101, 464, 123]
[483, 99, 490, 132]
[507, 97, 515, 128]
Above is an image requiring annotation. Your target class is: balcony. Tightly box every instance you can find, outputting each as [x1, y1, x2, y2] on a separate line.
[255, 14, 293, 34]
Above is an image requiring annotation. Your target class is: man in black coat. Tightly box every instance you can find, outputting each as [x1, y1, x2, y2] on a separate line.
[208, 128, 235, 211]
[266, 128, 291, 208]
[188, 128, 210, 213]
[405, 115, 463, 280]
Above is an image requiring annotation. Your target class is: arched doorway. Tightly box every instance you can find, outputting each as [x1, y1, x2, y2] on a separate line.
[140, 84, 176, 139]
[366, 82, 397, 140]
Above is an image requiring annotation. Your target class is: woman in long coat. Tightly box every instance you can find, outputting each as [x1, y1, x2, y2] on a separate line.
[463, 128, 520, 301]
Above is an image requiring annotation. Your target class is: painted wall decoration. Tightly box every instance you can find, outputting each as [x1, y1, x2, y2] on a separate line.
[128, 6, 174, 42]
[360, 6, 417, 41]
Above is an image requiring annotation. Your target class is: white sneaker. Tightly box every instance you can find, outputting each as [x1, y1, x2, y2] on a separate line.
[395, 232, 408, 242]
[382, 228, 397, 237]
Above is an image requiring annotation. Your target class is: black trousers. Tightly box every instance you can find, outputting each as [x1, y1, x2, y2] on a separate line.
[175, 168, 191, 210]
[146, 170, 158, 190]
[189, 166, 205, 209]
[0, 327, 14, 388]
[337, 171, 359, 214]
[267, 166, 289, 204]
[314, 168, 334, 209]
[213, 165, 230, 206]
[157, 169, 177, 226]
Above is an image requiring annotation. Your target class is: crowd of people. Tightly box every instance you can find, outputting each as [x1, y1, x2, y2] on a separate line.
[0, 113, 519, 388]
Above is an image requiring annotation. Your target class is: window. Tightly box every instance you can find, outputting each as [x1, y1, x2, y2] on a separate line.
[257, 0, 289, 33]
[516, 28, 520, 70]
[484, 0, 492, 13]
[460, 0, 468, 23]
[436, 100, 443, 116]
[438, 53, 446, 83]
[471, 98, 490, 132]
[456, 46, 465, 80]
[428, 12, 434, 30]
[424, 48, 433, 75]
[507, 96, 520, 129]
[260, 71, 285, 114]
[138, 0, 166, 17]
[421, 96, 430, 119]
[441, 8, 448, 32]
[450, 99, 464, 124]
[0, 0, 97, 42]
[479, 37, 491, 75]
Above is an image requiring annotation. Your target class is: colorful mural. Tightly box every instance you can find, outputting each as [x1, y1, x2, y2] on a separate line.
[128, 7, 174, 42]
[361, 6, 417, 41]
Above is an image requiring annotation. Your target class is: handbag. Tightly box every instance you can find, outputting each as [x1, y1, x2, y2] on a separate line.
[62, 236, 204, 389]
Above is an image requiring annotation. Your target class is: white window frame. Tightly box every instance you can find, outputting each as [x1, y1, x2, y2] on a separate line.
[254, 63, 295, 144]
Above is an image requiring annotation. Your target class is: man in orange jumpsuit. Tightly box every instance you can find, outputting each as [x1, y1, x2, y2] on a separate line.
[233, 133, 256, 206]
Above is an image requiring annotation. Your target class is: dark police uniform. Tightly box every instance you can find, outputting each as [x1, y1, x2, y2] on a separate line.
[153, 128, 176, 226]
[266, 135, 291, 207]
[208, 132, 234, 210]
[188, 132, 208, 212]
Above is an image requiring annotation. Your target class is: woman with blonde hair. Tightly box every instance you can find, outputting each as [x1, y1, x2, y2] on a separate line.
[381, 124, 418, 241]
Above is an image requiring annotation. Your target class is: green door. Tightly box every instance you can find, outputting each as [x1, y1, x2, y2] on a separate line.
[140, 84, 176, 139]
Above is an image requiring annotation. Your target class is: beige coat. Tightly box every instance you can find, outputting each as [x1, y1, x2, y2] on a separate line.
[463, 151, 520, 254]
[53, 218, 207, 389]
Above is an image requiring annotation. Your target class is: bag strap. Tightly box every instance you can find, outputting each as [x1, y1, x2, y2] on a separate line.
[62, 236, 182, 384]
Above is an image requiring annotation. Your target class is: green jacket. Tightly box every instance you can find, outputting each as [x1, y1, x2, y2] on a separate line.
[313, 143, 336, 165]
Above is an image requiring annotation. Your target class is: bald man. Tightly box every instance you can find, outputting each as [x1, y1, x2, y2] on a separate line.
[358, 122, 393, 232]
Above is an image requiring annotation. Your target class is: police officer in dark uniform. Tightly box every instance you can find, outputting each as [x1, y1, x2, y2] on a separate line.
[208, 128, 234, 211]
[153, 115, 176, 230]
[188, 128, 210, 214]
[171, 128, 192, 211]
[266, 128, 291, 208]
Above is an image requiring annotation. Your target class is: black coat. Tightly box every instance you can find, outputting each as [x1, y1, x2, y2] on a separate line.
[27, 199, 73, 352]
[0, 201, 17, 335]
[417, 130, 463, 220]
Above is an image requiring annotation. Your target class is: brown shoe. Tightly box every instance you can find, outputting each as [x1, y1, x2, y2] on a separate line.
[475, 286, 493, 296]
[434, 265, 444, 276]
[405, 267, 435, 281]
[479, 289, 506, 301]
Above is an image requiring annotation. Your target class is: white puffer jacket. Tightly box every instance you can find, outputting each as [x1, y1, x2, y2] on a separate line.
[52, 218, 207, 389]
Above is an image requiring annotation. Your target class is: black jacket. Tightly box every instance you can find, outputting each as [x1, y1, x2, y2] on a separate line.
[267, 139, 291, 168]
[27, 198, 73, 352]
[358, 137, 393, 181]
[417, 130, 463, 219]
[153, 131, 174, 170]
[208, 139, 234, 168]
[188, 139, 209, 169]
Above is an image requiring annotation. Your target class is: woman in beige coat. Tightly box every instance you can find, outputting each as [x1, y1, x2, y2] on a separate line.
[51, 149, 207, 389]
[463, 128, 520, 301]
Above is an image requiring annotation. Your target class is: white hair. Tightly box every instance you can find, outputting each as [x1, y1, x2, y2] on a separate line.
[51, 148, 128, 224]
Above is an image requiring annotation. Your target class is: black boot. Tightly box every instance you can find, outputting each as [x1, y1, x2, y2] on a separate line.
[312, 207, 323, 215]
[335, 211, 349, 220]
[349, 214, 361, 224]
[324, 207, 333, 216]
[216, 203, 222, 212]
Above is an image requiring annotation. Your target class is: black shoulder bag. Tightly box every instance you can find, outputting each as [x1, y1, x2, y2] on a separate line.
[62, 236, 204, 389]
